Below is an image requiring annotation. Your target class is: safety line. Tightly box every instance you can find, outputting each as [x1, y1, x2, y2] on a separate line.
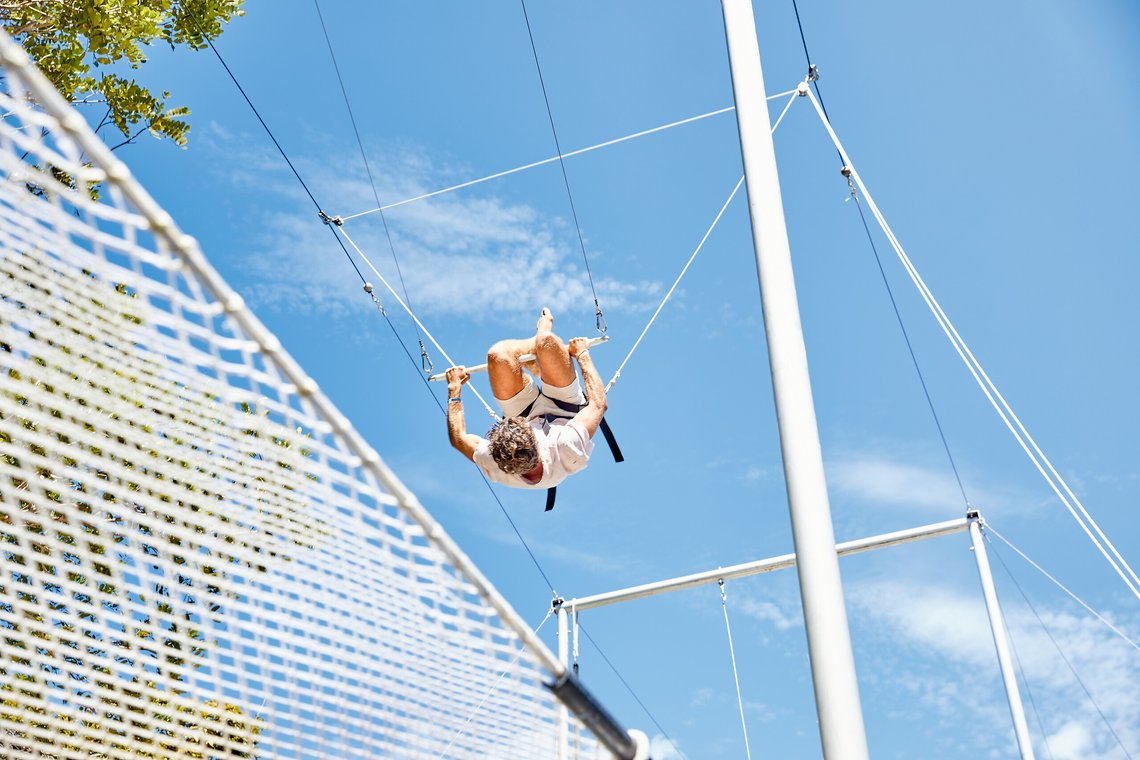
[847, 189, 969, 507]
[518, 0, 604, 333]
[184, 7, 375, 293]
[784, 5, 968, 507]
[803, 87, 1140, 602]
[719, 581, 753, 760]
[988, 535, 1135, 759]
[439, 608, 555, 760]
[789, 0, 831, 124]
[313, 0, 432, 371]
[334, 223, 499, 420]
[336, 96, 793, 222]
[578, 623, 688, 760]
[987, 526, 1139, 650]
[606, 86, 798, 392]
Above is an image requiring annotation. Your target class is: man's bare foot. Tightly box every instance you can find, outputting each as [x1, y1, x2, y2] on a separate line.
[536, 307, 554, 334]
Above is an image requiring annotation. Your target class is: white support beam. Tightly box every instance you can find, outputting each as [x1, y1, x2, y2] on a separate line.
[969, 517, 1037, 760]
[564, 517, 969, 613]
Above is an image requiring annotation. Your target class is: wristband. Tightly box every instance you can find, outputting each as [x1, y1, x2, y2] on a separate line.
[448, 397, 462, 404]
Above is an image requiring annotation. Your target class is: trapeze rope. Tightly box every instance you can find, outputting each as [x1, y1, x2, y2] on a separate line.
[987, 525, 1139, 650]
[334, 222, 499, 420]
[519, 0, 606, 334]
[607, 175, 743, 391]
[313, 0, 434, 373]
[606, 86, 800, 392]
[719, 580, 753, 760]
[335, 94, 796, 223]
[803, 88, 1140, 601]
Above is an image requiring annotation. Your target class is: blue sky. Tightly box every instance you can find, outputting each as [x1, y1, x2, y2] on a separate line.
[112, 1, 1140, 757]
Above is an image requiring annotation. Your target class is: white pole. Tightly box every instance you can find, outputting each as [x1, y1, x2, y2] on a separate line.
[969, 518, 1037, 760]
[719, 2, 869, 758]
[557, 604, 570, 760]
[566, 517, 969, 612]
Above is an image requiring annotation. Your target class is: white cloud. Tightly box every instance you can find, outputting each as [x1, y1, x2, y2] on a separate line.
[203, 126, 664, 322]
[735, 596, 802, 631]
[649, 732, 688, 760]
[826, 448, 1041, 519]
[849, 577, 1140, 759]
[828, 452, 966, 516]
[689, 686, 715, 708]
[1049, 720, 1093, 760]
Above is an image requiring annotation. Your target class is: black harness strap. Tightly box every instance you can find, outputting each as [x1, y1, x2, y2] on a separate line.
[520, 393, 623, 512]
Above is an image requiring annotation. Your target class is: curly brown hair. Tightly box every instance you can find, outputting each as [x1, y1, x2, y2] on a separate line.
[487, 417, 539, 475]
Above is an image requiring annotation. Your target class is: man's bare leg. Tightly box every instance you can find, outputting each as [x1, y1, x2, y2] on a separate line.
[486, 336, 535, 401]
[534, 308, 576, 388]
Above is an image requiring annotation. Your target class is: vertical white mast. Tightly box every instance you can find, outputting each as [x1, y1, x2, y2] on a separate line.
[969, 516, 1037, 760]
[719, 1, 870, 757]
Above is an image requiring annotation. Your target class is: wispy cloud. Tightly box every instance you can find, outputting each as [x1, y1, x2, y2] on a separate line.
[649, 732, 688, 760]
[827, 448, 1041, 519]
[735, 596, 802, 631]
[849, 577, 1140, 759]
[203, 126, 664, 322]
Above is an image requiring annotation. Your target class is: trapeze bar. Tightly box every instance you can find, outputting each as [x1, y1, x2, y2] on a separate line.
[427, 335, 609, 381]
[564, 516, 971, 612]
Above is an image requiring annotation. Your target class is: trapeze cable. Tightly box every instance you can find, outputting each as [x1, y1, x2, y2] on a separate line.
[335, 223, 499, 419]
[607, 175, 744, 392]
[439, 608, 555, 760]
[335, 96, 796, 223]
[606, 86, 800, 392]
[987, 525, 1140, 650]
[719, 580, 753, 760]
[802, 88, 1140, 601]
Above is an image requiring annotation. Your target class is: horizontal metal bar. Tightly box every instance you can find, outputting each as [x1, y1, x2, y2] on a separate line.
[427, 335, 609, 381]
[564, 517, 971, 612]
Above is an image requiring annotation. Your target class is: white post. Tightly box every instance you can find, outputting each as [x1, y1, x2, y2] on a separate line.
[719, 2, 870, 758]
[557, 604, 570, 760]
[969, 517, 1037, 760]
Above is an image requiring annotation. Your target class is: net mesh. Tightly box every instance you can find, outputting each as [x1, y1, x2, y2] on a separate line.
[0, 36, 607, 759]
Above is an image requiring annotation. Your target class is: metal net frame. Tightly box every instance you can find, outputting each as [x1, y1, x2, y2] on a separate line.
[0, 33, 607, 760]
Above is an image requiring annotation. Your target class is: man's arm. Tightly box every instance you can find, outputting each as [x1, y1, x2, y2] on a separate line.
[568, 337, 608, 438]
[446, 366, 483, 462]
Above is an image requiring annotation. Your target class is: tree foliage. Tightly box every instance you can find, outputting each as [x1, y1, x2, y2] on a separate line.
[1, 0, 244, 148]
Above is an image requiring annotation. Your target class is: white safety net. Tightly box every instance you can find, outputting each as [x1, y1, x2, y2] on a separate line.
[0, 34, 608, 759]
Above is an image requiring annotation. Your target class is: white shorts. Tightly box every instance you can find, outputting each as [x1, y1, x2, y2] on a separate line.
[497, 375, 586, 420]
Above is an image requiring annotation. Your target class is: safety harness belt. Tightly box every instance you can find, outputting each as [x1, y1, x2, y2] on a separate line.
[519, 394, 623, 512]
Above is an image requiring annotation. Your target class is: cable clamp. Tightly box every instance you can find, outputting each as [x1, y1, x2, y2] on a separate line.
[841, 165, 859, 200]
[594, 300, 608, 336]
[319, 211, 344, 226]
[419, 340, 434, 374]
[551, 595, 564, 611]
[808, 64, 820, 83]
[365, 285, 387, 316]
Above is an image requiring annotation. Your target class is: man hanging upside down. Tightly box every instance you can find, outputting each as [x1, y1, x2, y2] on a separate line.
[445, 308, 607, 490]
